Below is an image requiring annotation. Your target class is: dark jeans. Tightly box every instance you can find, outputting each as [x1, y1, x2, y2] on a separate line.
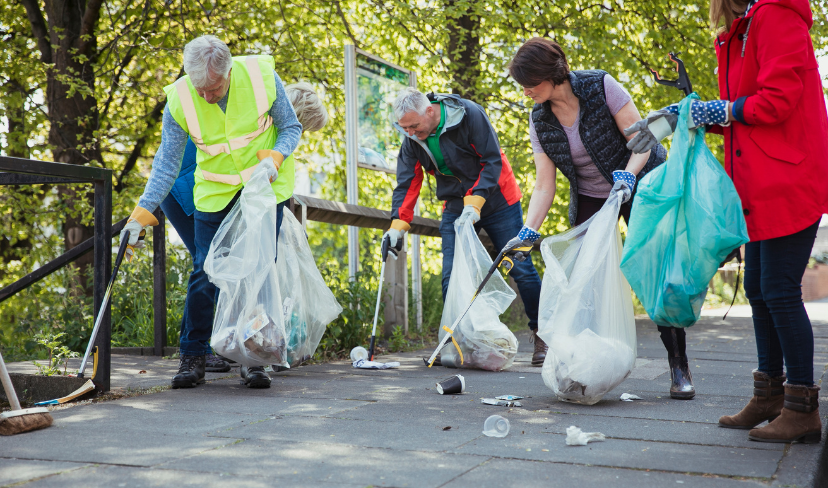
[440, 202, 542, 330]
[744, 219, 820, 385]
[181, 194, 285, 356]
[160, 192, 196, 257]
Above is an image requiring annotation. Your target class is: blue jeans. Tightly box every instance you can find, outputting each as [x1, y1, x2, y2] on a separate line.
[440, 202, 542, 330]
[181, 194, 285, 356]
[160, 192, 196, 257]
[744, 219, 820, 385]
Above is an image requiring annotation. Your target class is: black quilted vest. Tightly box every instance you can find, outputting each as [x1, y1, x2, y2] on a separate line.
[532, 70, 667, 224]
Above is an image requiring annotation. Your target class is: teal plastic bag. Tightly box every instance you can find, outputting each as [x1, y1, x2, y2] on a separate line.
[620, 94, 749, 328]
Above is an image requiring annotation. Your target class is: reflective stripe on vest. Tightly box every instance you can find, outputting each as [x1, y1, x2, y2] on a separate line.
[174, 56, 274, 165]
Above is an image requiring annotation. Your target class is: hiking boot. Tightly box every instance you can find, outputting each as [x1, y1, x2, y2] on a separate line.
[719, 371, 785, 429]
[240, 365, 271, 389]
[749, 383, 821, 444]
[530, 329, 548, 366]
[668, 356, 695, 399]
[171, 355, 206, 389]
[205, 353, 231, 373]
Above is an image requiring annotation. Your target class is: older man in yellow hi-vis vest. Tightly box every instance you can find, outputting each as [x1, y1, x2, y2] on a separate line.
[120, 35, 302, 390]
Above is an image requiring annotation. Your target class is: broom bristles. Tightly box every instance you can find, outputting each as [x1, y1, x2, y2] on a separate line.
[0, 408, 53, 435]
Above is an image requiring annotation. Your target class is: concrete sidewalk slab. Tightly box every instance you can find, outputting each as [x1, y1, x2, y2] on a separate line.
[2, 307, 828, 487]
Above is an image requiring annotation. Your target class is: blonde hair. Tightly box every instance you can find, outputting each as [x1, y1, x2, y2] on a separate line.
[285, 82, 329, 133]
[709, 0, 750, 32]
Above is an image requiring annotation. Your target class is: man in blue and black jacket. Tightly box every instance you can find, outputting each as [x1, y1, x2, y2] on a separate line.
[382, 88, 546, 366]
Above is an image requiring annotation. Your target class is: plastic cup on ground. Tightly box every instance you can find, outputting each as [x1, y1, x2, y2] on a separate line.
[436, 374, 465, 394]
[482, 415, 510, 437]
[350, 346, 368, 362]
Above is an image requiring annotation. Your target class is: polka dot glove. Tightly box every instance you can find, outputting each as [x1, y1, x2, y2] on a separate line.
[688, 100, 730, 129]
[612, 170, 636, 191]
[517, 225, 541, 243]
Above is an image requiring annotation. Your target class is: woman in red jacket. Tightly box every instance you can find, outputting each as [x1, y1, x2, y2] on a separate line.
[626, 0, 828, 444]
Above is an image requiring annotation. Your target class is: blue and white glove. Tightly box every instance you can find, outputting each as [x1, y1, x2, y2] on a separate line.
[624, 100, 731, 154]
[612, 170, 636, 204]
[500, 225, 541, 263]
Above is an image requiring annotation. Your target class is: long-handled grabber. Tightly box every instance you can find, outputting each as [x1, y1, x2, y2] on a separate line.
[367, 234, 402, 361]
[77, 230, 138, 381]
[648, 52, 693, 96]
[425, 240, 533, 368]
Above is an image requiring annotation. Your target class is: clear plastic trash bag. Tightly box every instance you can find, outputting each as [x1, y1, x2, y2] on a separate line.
[538, 186, 637, 405]
[620, 95, 750, 328]
[439, 219, 519, 371]
[276, 212, 343, 367]
[204, 164, 288, 367]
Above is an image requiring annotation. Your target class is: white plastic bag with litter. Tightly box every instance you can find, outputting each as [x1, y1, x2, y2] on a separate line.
[276, 212, 342, 367]
[565, 426, 606, 446]
[204, 164, 288, 367]
[538, 186, 636, 404]
[439, 219, 518, 371]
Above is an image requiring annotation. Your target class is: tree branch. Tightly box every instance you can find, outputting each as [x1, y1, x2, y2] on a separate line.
[334, 1, 359, 48]
[17, 0, 51, 63]
[78, 0, 104, 57]
[114, 97, 166, 192]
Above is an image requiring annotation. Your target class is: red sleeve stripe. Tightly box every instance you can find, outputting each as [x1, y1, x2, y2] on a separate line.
[498, 150, 522, 205]
[467, 143, 484, 193]
[399, 161, 423, 222]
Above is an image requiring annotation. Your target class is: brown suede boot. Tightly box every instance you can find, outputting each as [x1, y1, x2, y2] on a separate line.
[748, 382, 822, 444]
[719, 371, 785, 429]
[530, 330, 548, 366]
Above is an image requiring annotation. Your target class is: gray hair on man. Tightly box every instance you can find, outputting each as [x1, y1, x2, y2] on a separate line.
[183, 35, 233, 88]
[393, 87, 430, 121]
[285, 82, 329, 133]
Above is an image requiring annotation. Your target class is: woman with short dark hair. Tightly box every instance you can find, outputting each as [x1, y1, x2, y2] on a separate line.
[626, 0, 828, 443]
[500, 38, 697, 400]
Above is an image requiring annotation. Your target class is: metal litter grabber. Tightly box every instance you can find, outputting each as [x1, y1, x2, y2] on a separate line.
[425, 241, 531, 368]
[367, 234, 402, 361]
[77, 230, 137, 382]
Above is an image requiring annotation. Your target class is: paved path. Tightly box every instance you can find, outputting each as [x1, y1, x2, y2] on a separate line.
[2, 304, 828, 487]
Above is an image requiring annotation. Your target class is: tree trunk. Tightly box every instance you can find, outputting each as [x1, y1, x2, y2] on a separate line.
[445, 2, 481, 103]
[22, 0, 104, 295]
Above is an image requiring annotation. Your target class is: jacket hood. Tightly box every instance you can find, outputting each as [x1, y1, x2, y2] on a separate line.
[747, 0, 812, 28]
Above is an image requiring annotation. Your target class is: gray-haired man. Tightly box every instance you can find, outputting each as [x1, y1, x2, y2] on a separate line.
[383, 88, 547, 365]
[120, 35, 302, 389]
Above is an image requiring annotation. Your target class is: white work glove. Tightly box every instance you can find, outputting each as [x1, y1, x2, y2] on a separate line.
[454, 195, 485, 227]
[383, 228, 405, 250]
[119, 206, 159, 262]
[256, 149, 285, 183]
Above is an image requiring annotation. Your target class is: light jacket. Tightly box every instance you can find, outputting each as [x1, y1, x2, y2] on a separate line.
[710, 0, 828, 240]
[163, 55, 295, 212]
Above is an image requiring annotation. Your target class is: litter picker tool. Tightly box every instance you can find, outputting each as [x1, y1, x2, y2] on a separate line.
[0, 349, 53, 435]
[648, 52, 693, 96]
[367, 234, 403, 361]
[77, 230, 140, 382]
[425, 241, 531, 368]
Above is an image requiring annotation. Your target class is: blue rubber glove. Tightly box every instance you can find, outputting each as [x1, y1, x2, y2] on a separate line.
[625, 100, 730, 154]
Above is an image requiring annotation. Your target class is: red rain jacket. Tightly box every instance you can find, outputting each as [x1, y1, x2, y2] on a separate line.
[710, 0, 828, 241]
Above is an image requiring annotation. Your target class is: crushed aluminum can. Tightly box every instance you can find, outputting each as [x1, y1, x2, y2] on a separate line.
[481, 398, 522, 407]
[495, 395, 524, 401]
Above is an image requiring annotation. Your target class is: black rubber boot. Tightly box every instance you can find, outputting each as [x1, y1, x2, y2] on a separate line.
[241, 365, 271, 389]
[171, 355, 206, 389]
[659, 327, 695, 399]
[668, 355, 695, 399]
[205, 353, 231, 373]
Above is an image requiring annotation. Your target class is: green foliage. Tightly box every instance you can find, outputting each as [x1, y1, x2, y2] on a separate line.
[31, 331, 79, 376]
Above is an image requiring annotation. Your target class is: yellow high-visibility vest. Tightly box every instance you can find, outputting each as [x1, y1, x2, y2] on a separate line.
[164, 55, 294, 212]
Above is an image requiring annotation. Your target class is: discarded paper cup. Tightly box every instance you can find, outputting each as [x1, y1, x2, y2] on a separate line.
[482, 415, 510, 438]
[350, 346, 368, 362]
[436, 374, 465, 395]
